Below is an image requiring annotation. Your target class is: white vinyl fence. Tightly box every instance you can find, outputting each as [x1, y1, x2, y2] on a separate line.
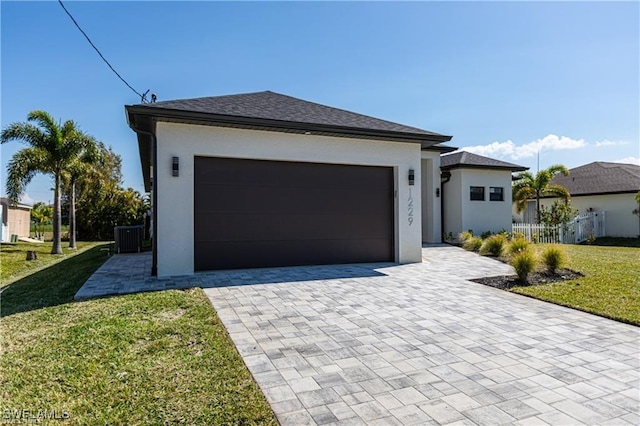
[513, 211, 606, 244]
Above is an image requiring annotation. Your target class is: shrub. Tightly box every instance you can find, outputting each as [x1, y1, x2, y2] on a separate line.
[510, 231, 525, 241]
[511, 250, 536, 282]
[463, 236, 483, 252]
[458, 231, 473, 243]
[542, 245, 565, 273]
[507, 238, 530, 257]
[480, 234, 507, 256]
[480, 231, 493, 239]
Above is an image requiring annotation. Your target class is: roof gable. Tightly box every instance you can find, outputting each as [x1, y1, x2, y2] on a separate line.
[142, 91, 447, 138]
[551, 162, 640, 195]
[441, 151, 528, 172]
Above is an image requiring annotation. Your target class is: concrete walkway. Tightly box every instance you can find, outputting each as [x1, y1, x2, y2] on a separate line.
[75, 246, 640, 425]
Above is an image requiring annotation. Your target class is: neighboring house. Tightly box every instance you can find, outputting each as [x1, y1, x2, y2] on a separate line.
[440, 152, 528, 238]
[126, 91, 455, 276]
[0, 197, 32, 242]
[514, 162, 640, 238]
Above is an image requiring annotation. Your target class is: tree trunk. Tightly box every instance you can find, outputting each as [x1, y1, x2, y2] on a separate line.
[69, 180, 77, 249]
[51, 172, 63, 254]
[536, 194, 541, 224]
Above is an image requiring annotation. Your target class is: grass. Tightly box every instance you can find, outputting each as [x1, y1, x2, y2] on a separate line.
[1, 246, 277, 425]
[512, 243, 640, 325]
[1, 241, 102, 288]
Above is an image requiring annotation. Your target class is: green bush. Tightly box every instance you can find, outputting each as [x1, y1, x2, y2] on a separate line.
[480, 234, 507, 256]
[542, 245, 565, 273]
[463, 236, 483, 252]
[458, 231, 473, 243]
[511, 250, 536, 282]
[507, 238, 531, 257]
[480, 231, 493, 239]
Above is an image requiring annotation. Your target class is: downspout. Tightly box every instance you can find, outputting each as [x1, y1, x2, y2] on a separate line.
[130, 123, 158, 277]
[440, 170, 451, 243]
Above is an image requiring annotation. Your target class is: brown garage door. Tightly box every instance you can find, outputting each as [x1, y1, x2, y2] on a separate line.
[194, 156, 394, 271]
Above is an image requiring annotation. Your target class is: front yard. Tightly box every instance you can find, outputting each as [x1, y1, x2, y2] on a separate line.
[513, 242, 640, 325]
[0, 244, 277, 424]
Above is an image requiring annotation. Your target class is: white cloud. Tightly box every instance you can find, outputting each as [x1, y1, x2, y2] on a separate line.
[595, 140, 630, 147]
[613, 156, 640, 166]
[461, 134, 586, 161]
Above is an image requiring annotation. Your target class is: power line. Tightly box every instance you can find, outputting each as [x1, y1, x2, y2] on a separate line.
[57, 0, 149, 103]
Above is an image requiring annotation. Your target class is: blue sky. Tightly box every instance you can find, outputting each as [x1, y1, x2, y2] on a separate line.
[2, 1, 638, 204]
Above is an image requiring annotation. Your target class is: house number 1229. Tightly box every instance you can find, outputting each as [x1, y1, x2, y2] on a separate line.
[408, 188, 414, 226]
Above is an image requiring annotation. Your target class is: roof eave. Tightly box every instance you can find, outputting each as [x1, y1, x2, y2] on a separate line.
[441, 164, 529, 172]
[423, 145, 458, 154]
[125, 105, 452, 147]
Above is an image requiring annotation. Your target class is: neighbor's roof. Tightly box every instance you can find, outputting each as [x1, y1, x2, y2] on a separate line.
[0, 197, 32, 209]
[440, 151, 528, 172]
[550, 162, 640, 196]
[126, 91, 454, 190]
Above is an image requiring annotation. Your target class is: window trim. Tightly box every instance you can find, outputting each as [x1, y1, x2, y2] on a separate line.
[489, 186, 504, 202]
[470, 186, 485, 201]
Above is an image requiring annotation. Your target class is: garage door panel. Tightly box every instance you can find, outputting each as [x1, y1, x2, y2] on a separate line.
[195, 212, 390, 241]
[195, 185, 390, 214]
[194, 156, 394, 271]
[195, 157, 392, 190]
[194, 239, 392, 271]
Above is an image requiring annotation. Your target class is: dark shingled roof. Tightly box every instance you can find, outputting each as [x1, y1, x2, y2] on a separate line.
[550, 162, 640, 196]
[135, 91, 449, 139]
[440, 151, 528, 172]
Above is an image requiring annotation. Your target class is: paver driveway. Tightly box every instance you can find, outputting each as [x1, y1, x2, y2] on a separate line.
[204, 246, 639, 425]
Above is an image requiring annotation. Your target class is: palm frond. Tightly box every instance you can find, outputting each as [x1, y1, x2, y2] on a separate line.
[5, 148, 51, 201]
[546, 164, 570, 178]
[0, 122, 47, 147]
[544, 184, 571, 202]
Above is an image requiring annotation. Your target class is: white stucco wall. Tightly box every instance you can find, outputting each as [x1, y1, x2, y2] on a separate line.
[514, 193, 640, 238]
[420, 152, 442, 243]
[442, 169, 463, 237]
[155, 121, 424, 276]
[443, 168, 514, 237]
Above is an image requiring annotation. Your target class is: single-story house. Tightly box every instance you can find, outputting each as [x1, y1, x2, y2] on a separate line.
[0, 197, 32, 242]
[513, 162, 640, 238]
[125, 91, 521, 276]
[440, 152, 528, 238]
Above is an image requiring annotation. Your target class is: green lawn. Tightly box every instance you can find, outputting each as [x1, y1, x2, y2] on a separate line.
[1, 241, 102, 287]
[0, 245, 277, 425]
[513, 243, 640, 325]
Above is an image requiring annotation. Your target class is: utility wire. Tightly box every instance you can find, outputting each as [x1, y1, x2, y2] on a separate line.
[57, 0, 148, 103]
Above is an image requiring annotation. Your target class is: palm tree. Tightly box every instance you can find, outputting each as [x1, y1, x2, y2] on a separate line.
[31, 201, 53, 240]
[63, 140, 100, 249]
[513, 164, 571, 223]
[1, 111, 95, 254]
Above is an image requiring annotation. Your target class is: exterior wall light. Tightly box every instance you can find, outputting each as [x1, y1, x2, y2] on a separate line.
[436, 188, 440, 197]
[408, 169, 415, 186]
[172, 157, 179, 177]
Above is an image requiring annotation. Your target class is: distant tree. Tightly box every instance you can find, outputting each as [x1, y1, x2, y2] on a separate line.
[31, 202, 53, 240]
[513, 165, 571, 224]
[1, 111, 95, 254]
[62, 138, 99, 249]
[72, 144, 147, 240]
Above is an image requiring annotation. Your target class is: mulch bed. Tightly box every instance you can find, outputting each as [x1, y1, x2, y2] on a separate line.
[471, 268, 584, 290]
